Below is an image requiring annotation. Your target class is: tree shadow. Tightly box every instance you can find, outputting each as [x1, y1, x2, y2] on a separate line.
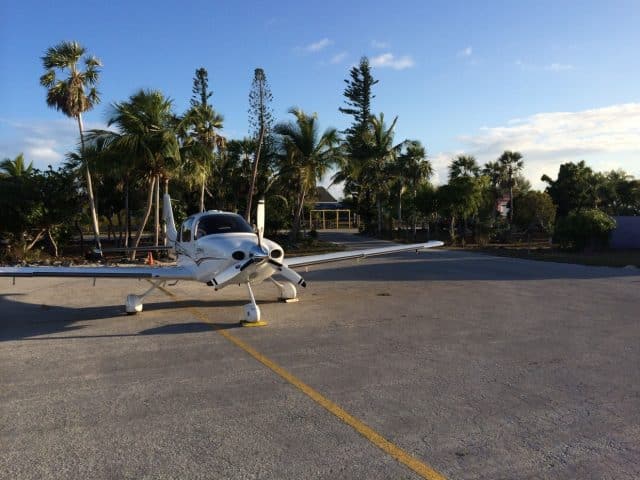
[300, 249, 640, 283]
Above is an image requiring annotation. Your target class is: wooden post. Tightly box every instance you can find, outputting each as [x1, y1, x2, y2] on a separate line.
[322, 210, 326, 230]
[336, 210, 339, 229]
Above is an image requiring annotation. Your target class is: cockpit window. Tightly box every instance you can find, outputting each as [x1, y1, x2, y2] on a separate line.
[195, 214, 254, 239]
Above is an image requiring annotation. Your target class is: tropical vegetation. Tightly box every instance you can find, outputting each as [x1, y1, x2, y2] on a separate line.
[1, 45, 638, 262]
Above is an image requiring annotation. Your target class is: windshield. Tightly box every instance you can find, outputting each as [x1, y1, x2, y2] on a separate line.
[195, 213, 254, 239]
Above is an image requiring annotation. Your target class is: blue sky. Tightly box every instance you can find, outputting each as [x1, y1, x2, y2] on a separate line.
[1, 0, 639, 192]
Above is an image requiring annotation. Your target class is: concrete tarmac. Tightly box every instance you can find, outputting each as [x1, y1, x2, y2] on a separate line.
[1, 233, 639, 479]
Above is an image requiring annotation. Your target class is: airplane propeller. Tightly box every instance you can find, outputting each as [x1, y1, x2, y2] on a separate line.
[268, 259, 307, 288]
[211, 246, 269, 286]
[256, 198, 265, 248]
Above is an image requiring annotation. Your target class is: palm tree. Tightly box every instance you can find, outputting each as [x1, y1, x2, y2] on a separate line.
[40, 41, 102, 250]
[274, 108, 340, 241]
[364, 113, 404, 234]
[393, 141, 432, 236]
[447, 155, 482, 244]
[482, 160, 506, 220]
[331, 149, 366, 222]
[0, 153, 34, 177]
[220, 138, 256, 211]
[88, 89, 180, 255]
[449, 154, 480, 180]
[178, 103, 225, 212]
[497, 150, 524, 225]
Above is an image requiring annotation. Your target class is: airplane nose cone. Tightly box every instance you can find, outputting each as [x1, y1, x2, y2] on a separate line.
[250, 245, 269, 261]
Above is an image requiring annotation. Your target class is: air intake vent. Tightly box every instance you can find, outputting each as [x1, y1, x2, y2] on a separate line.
[270, 249, 283, 259]
[232, 251, 246, 260]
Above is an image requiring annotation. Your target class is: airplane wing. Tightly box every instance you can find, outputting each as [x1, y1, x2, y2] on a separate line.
[0, 265, 193, 280]
[284, 241, 444, 269]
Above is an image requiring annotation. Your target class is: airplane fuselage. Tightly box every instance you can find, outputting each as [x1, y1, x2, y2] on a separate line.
[172, 209, 286, 288]
[176, 232, 285, 287]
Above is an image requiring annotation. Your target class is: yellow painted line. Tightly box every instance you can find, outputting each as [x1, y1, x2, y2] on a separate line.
[156, 284, 447, 480]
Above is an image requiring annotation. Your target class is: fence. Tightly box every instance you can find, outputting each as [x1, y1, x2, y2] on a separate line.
[308, 209, 358, 230]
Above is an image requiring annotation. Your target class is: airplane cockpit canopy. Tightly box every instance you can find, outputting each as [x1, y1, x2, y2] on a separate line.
[194, 213, 254, 239]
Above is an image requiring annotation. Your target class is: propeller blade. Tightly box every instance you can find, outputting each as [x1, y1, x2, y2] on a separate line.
[256, 198, 265, 247]
[268, 260, 306, 287]
[211, 263, 242, 286]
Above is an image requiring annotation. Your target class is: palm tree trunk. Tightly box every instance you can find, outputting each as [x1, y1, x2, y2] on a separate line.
[163, 178, 169, 246]
[377, 195, 382, 235]
[131, 176, 156, 260]
[397, 189, 402, 235]
[245, 126, 265, 223]
[116, 211, 123, 247]
[25, 229, 46, 253]
[154, 174, 160, 246]
[107, 216, 114, 241]
[290, 185, 307, 242]
[412, 189, 418, 239]
[124, 177, 130, 248]
[46, 229, 59, 258]
[509, 184, 514, 226]
[200, 177, 206, 212]
[449, 216, 456, 244]
[77, 113, 102, 252]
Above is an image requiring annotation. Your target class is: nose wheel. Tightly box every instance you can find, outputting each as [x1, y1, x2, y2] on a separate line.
[240, 283, 267, 327]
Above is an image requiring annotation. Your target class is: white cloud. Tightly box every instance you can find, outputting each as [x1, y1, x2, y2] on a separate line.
[516, 59, 574, 72]
[457, 46, 472, 57]
[545, 62, 574, 71]
[330, 51, 348, 64]
[515, 59, 533, 70]
[300, 38, 332, 53]
[370, 53, 415, 70]
[447, 103, 640, 188]
[429, 152, 458, 185]
[0, 118, 107, 171]
[371, 40, 389, 49]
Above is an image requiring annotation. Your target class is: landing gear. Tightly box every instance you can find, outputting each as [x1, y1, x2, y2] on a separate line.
[240, 283, 267, 327]
[269, 278, 298, 303]
[125, 280, 165, 314]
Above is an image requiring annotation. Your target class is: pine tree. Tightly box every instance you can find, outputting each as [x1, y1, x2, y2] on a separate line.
[337, 56, 379, 230]
[339, 56, 378, 146]
[246, 68, 274, 222]
[191, 67, 212, 108]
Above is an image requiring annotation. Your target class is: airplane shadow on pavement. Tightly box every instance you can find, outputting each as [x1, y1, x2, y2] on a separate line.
[1, 250, 637, 341]
[0, 295, 253, 342]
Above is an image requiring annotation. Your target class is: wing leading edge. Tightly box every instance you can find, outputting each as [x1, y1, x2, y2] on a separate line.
[284, 241, 444, 268]
[0, 265, 193, 280]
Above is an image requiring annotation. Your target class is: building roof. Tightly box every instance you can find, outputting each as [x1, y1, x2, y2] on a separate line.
[315, 186, 338, 203]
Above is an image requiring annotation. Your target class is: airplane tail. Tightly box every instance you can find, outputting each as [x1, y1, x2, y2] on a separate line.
[163, 193, 178, 245]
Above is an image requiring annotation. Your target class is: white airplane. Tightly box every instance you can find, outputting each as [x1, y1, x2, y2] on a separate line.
[0, 195, 443, 325]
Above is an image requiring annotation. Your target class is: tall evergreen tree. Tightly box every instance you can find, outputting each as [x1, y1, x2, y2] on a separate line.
[246, 68, 274, 222]
[337, 57, 379, 230]
[180, 68, 225, 212]
[191, 67, 211, 108]
[339, 56, 378, 143]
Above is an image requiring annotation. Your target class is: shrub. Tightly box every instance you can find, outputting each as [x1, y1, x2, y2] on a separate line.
[554, 209, 616, 251]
